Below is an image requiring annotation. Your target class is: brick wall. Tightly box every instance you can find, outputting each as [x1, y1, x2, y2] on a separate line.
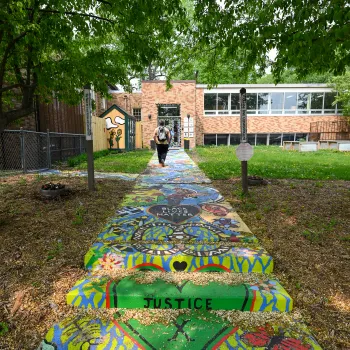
[106, 92, 142, 116]
[141, 81, 197, 148]
[6, 113, 37, 131]
[195, 88, 345, 145]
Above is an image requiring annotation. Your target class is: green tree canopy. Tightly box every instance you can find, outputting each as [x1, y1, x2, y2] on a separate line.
[256, 70, 334, 84]
[331, 71, 350, 117]
[0, 0, 187, 130]
[192, 0, 350, 83]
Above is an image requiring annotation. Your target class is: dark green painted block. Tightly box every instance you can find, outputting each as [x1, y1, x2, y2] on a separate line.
[67, 276, 293, 312]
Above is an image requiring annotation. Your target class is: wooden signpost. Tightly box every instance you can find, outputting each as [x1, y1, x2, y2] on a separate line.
[236, 88, 253, 194]
[84, 85, 95, 191]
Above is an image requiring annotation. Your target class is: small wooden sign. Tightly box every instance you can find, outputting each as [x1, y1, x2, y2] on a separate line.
[84, 88, 93, 141]
[236, 143, 254, 161]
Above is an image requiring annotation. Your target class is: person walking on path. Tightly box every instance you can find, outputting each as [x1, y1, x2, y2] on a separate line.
[154, 120, 171, 167]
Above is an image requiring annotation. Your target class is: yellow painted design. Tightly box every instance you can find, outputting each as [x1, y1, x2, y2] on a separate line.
[200, 201, 252, 233]
[73, 295, 82, 307]
[103, 108, 126, 149]
[45, 327, 55, 342]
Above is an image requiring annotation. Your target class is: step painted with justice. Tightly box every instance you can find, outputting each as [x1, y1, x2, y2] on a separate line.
[84, 243, 274, 273]
[39, 312, 322, 350]
[67, 276, 292, 312]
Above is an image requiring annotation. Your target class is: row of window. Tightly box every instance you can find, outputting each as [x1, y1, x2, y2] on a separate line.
[204, 92, 342, 116]
[204, 133, 309, 146]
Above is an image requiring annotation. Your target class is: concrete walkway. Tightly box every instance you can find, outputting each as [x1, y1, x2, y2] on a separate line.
[39, 150, 322, 349]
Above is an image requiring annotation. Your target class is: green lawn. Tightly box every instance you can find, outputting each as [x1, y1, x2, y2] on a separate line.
[188, 146, 350, 180]
[72, 149, 154, 173]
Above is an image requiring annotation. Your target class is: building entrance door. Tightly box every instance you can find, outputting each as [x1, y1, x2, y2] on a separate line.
[162, 117, 181, 148]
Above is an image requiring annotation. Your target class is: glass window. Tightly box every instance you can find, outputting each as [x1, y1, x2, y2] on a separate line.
[324, 92, 336, 113]
[230, 134, 240, 145]
[158, 104, 180, 116]
[270, 93, 283, 114]
[218, 94, 229, 114]
[217, 134, 229, 145]
[258, 93, 269, 114]
[297, 93, 310, 113]
[247, 93, 257, 114]
[282, 133, 295, 142]
[269, 134, 282, 146]
[284, 93, 297, 114]
[310, 93, 323, 114]
[133, 108, 141, 121]
[256, 134, 267, 145]
[295, 133, 308, 141]
[247, 134, 256, 145]
[231, 93, 240, 112]
[337, 99, 343, 113]
[204, 134, 216, 145]
[204, 94, 217, 110]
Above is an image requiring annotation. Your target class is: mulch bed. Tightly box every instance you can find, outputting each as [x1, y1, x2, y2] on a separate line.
[0, 175, 134, 349]
[214, 178, 350, 350]
[0, 174, 349, 349]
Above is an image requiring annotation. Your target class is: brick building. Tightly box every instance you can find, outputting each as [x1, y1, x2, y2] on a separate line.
[13, 80, 343, 148]
[109, 80, 345, 148]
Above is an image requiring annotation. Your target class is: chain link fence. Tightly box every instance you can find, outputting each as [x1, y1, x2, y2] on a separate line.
[0, 129, 86, 176]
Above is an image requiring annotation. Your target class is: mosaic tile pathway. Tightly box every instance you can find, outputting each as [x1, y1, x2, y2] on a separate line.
[40, 169, 138, 181]
[39, 150, 322, 349]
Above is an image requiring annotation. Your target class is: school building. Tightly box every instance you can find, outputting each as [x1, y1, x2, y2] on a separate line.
[100, 80, 346, 149]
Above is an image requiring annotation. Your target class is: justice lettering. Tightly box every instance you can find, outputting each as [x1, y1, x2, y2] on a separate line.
[143, 297, 212, 310]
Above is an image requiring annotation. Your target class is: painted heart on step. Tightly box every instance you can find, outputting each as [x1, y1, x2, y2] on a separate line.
[148, 205, 200, 224]
[173, 261, 188, 271]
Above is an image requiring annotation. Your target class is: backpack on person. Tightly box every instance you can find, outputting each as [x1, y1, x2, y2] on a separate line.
[157, 126, 167, 142]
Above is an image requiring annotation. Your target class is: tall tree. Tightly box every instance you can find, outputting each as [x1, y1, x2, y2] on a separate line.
[257, 70, 334, 84]
[0, 0, 187, 130]
[192, 0, 350, 83]
[331, 71, 350, 118]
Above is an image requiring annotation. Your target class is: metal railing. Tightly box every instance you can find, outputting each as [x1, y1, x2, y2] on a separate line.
[0, 129, 86, 176]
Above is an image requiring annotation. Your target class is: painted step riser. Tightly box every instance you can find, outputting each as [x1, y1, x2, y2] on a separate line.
[39, 314, 322, 350]
[67, 278, 293, 312]
[100, 221, 257, 244]
[85, 244, 274, 274]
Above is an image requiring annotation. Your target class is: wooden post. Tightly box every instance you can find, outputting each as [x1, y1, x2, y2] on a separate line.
[239, 88, 248, 194]
[84, 85, 95, 191]
[241, 160, 248, 194]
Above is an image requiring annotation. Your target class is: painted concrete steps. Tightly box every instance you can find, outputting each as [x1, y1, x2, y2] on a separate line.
[84, 242, 274, 274]
[98, 220, 257, 244]
[39, 312, 322, 349]
[67, 275, 293, 312]
[99, 183, 257, 244]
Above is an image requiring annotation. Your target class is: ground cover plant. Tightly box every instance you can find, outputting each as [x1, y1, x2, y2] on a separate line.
[213, 179, 350, 350]
[67, 149, 154, 174]
[189, 146, 350, 180]
[67, 149, 110, 167]
[0, 174, 134, 348]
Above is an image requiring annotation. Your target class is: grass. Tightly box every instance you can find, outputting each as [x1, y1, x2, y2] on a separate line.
[67, 149, 110, 167]
[68, 149, 154, 173]
[188, 145, 350, 180]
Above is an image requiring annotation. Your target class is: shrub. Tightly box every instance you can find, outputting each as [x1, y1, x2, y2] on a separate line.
[67, 149, 110, 167]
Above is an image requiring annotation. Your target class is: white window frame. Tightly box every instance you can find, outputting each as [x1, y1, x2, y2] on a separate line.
[203, 89, 342, 116]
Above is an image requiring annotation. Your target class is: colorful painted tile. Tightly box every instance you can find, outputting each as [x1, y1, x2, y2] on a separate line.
[122, 183, 223, 206]
[67, 276, 293, 312]
[98, 206, 255, 243]
[39, 170, 138, 181]
[84, 243, 274, 273]
[39, 313, 322, 349]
